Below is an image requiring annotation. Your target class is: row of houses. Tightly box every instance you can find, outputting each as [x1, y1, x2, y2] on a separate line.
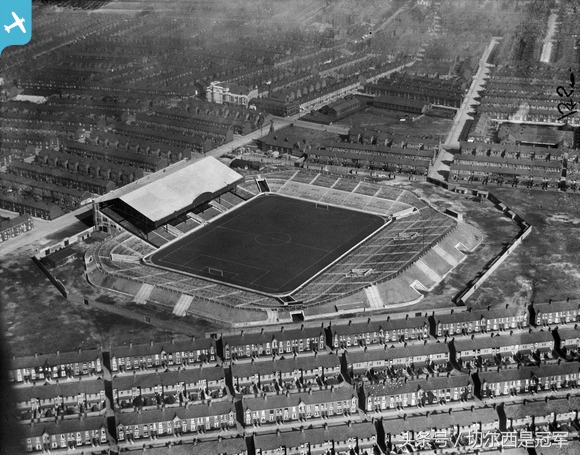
[363, 73, 464, 108]
[477, 72, 580, 125]
[0, 214, 33, 242]
[307, 142, 435, 175]
[60, 140, 169, 173]
[6, 160, 117, 196]
[16, 320, 580, 423]
[449, 140, 571, 185]
[10, 300, 579, 386]
[0, 172, 93, 210]
[0, 193, 65, 220]
[35, 149, 144, 185]
[20, 370, 580, 453]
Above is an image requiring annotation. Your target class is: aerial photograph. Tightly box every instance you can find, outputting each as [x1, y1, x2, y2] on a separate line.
[0, 0, 579, 453]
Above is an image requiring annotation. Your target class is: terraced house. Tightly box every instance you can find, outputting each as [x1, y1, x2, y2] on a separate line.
[220, 325, 326, 360]
[450, 141, 565, 185]
[450, 330, 555, 369]
[22, 416, 108, 453]
[503, 397, 580, 432]
[327, 315, 430, 350]
[109, 338, 217, 373]
[477, 363, 580, 399]
[0, 214, 33, 242]
[116, 403, 236, 444]
[381, 407, 499, 453]
[231, 353, 341, 396]
[346, 340, 450, 380]
[532, 299, 580, 327]
[310, 142, 434, 175]
[113, 367, 226, 409]
[362, 374, 474, 411]
[431, 306, 529, 338]
[15, 379, 105, 422]
[241, 387, 357, 427]
[554, 326, 580, 359]
[9, 348, 103, 384]
[253, 422, 377, 455]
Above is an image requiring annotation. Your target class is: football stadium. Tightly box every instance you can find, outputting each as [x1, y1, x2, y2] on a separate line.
[87, 157, 481, 324]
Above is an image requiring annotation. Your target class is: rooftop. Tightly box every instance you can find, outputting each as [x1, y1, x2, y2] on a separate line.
[116, 157, 242, 223]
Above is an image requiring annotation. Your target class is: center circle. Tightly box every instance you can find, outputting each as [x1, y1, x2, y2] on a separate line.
[255, 232, 292, 246]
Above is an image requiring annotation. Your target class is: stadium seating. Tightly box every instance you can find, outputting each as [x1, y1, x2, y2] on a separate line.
[353, 182, 380, 197]
[291, 170, 318, 184]
[310, 174, 339, 188]
[331, 178, 359, 192]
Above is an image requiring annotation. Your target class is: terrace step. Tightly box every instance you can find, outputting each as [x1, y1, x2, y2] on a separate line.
[365, 285, 384, 309]
[187, 212, 207, 225]
[134, 283, 154, 304]
[210, 201, 227, 213]
[432, 244, 459, 267]
[415, 259, 442, 287]
[173, 294, 193, 316]
[165, 224, 184, 237]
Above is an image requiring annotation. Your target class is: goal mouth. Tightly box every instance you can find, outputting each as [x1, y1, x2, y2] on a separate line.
[207, 267, 224, 277]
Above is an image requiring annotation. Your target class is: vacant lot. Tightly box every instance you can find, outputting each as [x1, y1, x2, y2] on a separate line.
[469, 188, 580, 306]
[0, 238, 222, 358]
[401, 182, 580, 311]
[338, 106, 453, 140]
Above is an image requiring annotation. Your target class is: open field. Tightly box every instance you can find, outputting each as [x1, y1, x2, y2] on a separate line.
[467, 188, 580, 307]
[338, 106, 454, 139]
[395, 181, 580, 312]
[0, 238, 222, 358]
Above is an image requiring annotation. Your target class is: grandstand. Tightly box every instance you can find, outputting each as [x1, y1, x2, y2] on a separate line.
[94, 157, 243, 243]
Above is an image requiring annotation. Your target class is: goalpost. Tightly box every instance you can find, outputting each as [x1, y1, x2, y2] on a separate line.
[208, 268, 224, 277]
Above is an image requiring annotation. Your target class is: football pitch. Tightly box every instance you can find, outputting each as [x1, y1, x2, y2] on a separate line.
[147, 194, 386, 296]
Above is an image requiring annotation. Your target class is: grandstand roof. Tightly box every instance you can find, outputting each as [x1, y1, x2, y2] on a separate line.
[118, 157, 242, 223]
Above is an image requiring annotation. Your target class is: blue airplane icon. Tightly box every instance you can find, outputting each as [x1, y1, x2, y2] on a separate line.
[0, 1, 32, 56]
[4, 12, 26, 34]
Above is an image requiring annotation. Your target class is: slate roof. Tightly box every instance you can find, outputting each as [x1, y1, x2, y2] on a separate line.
[365, 374, 472, 397]
[329, 316, 428, 337]
[347, 341, 449, 365]
[112, 366, 224, 391]
[111, 338, 216, 359]
[453, 331, 554, 352]
[10, 349, 102, 370]
[479, 363, 580, 384]
[231, 354, 340, 378]
[20, 416, 106, 438]
[117, 401, 235, 426]
[534, 300, 580, 314]
[383, 406, 499, 435]
[242, 387, 356, 412]
[222, 326, 325, 348]
[254, 422, 375, 450]
[15, 379, 105, 402]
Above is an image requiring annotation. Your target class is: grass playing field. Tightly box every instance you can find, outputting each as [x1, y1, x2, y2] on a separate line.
[148, 194, 386, 296]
